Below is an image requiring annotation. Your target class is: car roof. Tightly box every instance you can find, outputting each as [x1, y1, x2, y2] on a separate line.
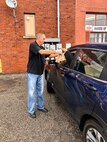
[69, 44, 107, 51]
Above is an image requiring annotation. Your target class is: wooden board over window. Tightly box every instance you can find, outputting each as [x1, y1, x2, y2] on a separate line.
[24, 14, 35, 37]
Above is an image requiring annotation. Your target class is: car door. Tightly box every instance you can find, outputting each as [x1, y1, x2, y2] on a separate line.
[64, 48, 107, 121]
[50, 49, 87, 116]
[69, 73, 107, 121]
[49, 49, 84, 116]
[52, 48, 107, 122]
[49, 59, 72, 103]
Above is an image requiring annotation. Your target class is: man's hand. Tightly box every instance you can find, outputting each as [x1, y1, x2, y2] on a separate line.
[55, 50, 62, 55]
[62, 48, 67, 53]
[49, 50, 62, 58]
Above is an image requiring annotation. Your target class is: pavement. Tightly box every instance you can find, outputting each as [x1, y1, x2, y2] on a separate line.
[0, 73, 83, 142]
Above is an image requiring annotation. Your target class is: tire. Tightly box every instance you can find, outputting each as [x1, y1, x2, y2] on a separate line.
[47, 81, 54, 93]
[83, 119, 107, 142]
[45, 70, 48, 80]
[46, 71, 55, 94]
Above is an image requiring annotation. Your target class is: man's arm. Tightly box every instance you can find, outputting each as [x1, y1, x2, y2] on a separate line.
[39, 49, 62, 55]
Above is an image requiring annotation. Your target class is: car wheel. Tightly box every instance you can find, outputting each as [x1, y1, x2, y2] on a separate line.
[46, 73, 54, 93]
[83, 119, 107, 142]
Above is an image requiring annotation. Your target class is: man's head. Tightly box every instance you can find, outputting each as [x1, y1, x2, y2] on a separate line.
[36, 33, 46, 46]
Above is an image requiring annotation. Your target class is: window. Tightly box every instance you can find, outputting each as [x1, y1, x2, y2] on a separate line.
[55, 50, 76, 67]
[73, 49, 107, 79]
[96, 15, 106, 26]
[90, 33, 107, 43]
[90, 34, 95, 43]
[85, 14, 107, 43]
[85, 14, 95, 26]
[24, 13, 36, 37]
[86, 14, 107, 26]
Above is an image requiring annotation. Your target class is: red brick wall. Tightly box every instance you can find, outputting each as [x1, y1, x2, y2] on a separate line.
[0, 0, 107, 73]
[75, 0, 107, 44]
[60, 0, 75, 47]
[0, 0, 75, 73]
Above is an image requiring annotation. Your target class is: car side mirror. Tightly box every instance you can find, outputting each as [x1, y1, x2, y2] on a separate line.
[48, 58, 56, 65]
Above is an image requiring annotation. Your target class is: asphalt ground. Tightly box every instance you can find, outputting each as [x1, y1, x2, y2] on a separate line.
[0, 73, 83, 142]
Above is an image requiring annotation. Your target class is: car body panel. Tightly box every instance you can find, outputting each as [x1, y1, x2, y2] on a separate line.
[46, 44, 107, 137]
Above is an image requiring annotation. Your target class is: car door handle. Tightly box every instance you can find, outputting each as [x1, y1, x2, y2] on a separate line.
[76, 75, 97, 91]
[85, 83, 97, 91]
[79, 80, 97, 91]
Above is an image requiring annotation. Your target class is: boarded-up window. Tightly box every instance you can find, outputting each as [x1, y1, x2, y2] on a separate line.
[24, 13, 35, 37]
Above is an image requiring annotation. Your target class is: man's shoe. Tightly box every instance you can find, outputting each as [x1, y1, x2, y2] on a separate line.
[37, 107, 48, 113]
[29, 112, 36, 118]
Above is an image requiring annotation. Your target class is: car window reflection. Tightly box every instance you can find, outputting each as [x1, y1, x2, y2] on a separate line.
[73, 49, 107, 79]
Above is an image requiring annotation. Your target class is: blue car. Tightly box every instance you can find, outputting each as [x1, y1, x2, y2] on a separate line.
[45, 44, 107, 142]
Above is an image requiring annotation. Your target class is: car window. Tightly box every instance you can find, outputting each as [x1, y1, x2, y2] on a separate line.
[73, 49, 107, 79]
[55, 53, 66, 65]
[55, 50, 76, 67]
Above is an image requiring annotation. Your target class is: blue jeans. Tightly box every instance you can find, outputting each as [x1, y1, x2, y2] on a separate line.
[27, 73, 44, 114]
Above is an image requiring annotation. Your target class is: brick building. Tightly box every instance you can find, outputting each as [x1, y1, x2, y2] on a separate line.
[0, 0, 107, 73]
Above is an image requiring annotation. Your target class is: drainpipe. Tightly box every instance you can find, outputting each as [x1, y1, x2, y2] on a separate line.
[57, 0, 60, 38]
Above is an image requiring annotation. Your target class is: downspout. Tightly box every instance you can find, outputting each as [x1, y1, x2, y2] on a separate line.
[57, 0, 60, 39]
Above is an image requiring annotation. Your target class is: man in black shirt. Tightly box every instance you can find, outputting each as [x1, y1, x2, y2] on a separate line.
[27, 33, 61, 118]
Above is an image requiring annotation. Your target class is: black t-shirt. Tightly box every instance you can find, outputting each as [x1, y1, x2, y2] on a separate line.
[27, 41, 45, 75]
